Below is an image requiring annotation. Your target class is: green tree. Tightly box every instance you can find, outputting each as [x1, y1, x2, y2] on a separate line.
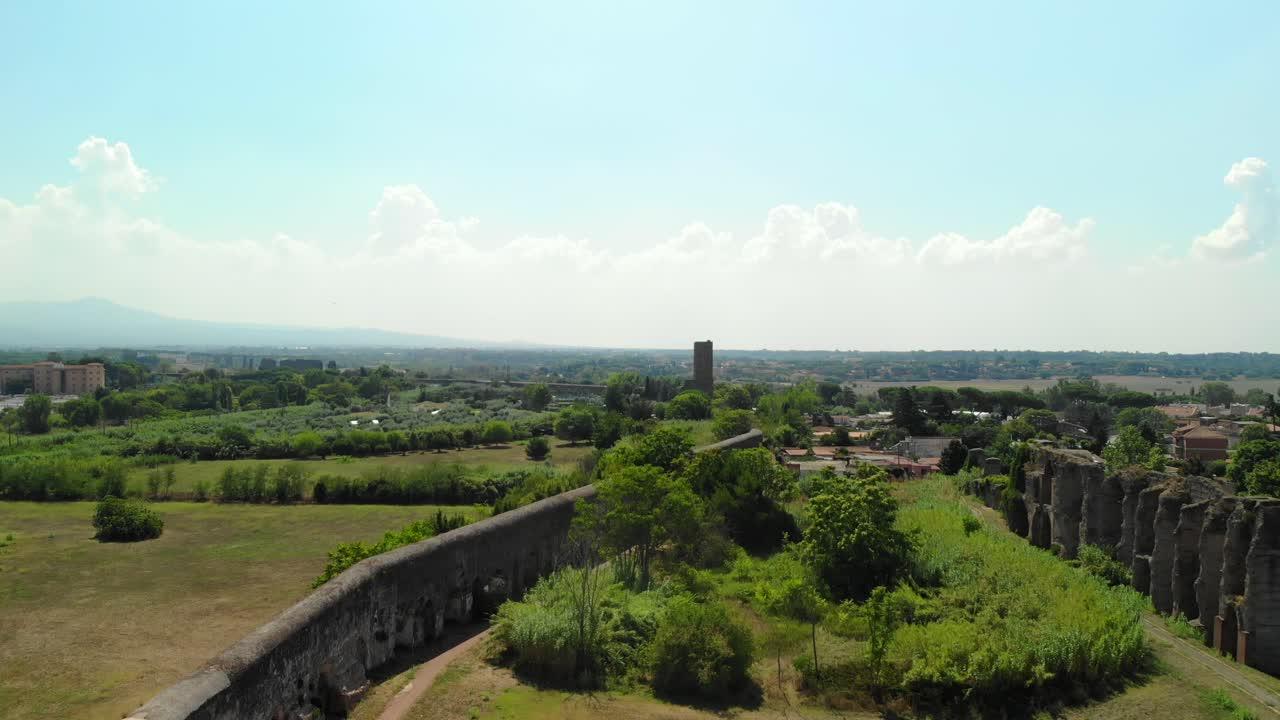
[1244, 458, 1280, 496]
[61, 397, 102, 427]
[313, 381, 356, 407]
[711, 409, 753, 440]
[816, 381, 842, 405]
[1241, 424, 1274, 444]
[1102, 425, 1156, 471]
[576, 466, 703, 589]
[217, 424, 253, 452]
[939, 439, 968, 475]
[1018, 408, 1060, 436]
[1115, 406, 1175, 444]
[525, 435, 551, 461]
[755, 558, 827, 673]
[591, 411, 625, 450]
[714, 384, 754, 411]
[481, 420, 514, 445]
[1201, 381, 1236, 407]
[601, 426, 694, 473]
[604, 371, 644, 413]
[864, 586, 905, 699]
[100, 392, 133, 424]
[522, 383, 552, 411]
[666, 390, 711, 420]
[800, 469, 911, 599]
[831, 425, 852, 446]
[554, 405, 597, 446]
[1227, 439, 1280, 486]
[292, 431, 323, 458]
[18, 394, 52, 434]
[890, 388, 928, 435]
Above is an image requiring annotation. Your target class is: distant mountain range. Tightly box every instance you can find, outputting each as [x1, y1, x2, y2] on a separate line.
[0, 298, 519, 349]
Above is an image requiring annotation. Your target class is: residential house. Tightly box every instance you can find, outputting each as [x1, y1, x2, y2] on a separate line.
[887, 436, 959, 459]
[1173, 424, 1229, 462]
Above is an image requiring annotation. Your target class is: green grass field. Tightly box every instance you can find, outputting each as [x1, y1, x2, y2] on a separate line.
[0, 501, 484, 720]
[125, 441, 594, 497]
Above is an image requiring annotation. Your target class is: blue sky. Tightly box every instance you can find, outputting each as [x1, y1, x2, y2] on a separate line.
[2, 2, 1278, 350]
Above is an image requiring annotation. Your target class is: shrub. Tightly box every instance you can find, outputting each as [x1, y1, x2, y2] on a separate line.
[312, 510, 470, 586]
[489, 567, 667, 688]
[649, 596, 755, 700]
[711, 409, 754, 441]
[1202, 688, 1258, 720]
[192, 479, 210, 502]
[1073, 544, 1132, 587]
[92, 497, 164, 542]
[525, 436, 551, 461]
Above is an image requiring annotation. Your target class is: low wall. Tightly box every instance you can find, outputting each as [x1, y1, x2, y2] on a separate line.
[129, 428, 766, 720]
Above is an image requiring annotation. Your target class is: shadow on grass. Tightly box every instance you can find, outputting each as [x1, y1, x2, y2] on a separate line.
[362, 621, 489, 686]
[651, 679, 765, 712]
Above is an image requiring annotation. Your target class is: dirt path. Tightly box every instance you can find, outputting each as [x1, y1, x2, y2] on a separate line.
[377, 628, 492, 720]
[1143, 617, 1280, 717]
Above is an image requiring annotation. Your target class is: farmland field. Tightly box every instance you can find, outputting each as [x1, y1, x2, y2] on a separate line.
[850, 374, 1280, 395]
[123, 441, 594, 496]
[0, 501, 485, 720]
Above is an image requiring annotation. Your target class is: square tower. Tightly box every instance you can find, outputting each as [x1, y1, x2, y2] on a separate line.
[693, 340, 713, 395]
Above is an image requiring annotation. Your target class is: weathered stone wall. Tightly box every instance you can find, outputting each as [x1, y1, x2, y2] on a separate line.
[968, 446, 1280, 677]
[129, 485, 591, 720]
[129, 429, 767, 720]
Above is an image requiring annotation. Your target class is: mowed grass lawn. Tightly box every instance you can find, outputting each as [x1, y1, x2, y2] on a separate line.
[0, 501, 484, 720]
[125, 442, 594, 496]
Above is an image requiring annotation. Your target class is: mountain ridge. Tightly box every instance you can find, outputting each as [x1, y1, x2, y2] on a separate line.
[0, 298, 533, 349]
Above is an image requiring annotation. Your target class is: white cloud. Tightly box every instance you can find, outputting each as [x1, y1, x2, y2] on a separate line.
[741, 202, 911, 263]
[1191, 157, 1278, 262]
[70, 137, 156, 195]
[916, 207, 1094, 265]
[617, 222, 729, 268]
[6, 136, 1277, 350]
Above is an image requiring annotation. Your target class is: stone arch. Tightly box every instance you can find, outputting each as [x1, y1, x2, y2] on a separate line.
[1029, 507, 1051, 549]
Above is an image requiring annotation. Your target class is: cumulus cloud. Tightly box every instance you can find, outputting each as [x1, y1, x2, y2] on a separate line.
[1191, 157, 1278, 261]
[70, 137, 156, 195]
[741, 202, 912, 263]
[23, 135, 1276, 349]
[915, 207, 1094, 265]
[617, 222, 730, 268]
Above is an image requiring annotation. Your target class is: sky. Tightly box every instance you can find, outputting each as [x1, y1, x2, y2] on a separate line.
[1, 1, 1278, 352]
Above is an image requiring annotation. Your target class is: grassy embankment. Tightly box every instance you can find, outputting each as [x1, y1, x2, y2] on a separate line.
[369, 474, 1268, 720]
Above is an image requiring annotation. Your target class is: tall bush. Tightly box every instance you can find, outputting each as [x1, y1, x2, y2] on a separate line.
[649, 596, 755, 700]
[92, 497, 163, 542]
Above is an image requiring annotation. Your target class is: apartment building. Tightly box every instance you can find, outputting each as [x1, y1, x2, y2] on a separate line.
[0, 361, 106, 395]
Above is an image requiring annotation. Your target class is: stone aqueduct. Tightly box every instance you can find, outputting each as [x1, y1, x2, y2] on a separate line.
[128, 429, 764, 720]
[969, 446, 1280, 674]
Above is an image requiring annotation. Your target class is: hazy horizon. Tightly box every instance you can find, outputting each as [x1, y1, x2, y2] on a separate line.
[3, 3, 1278, 352]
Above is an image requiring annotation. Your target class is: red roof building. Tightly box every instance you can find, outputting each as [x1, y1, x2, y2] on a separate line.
[1173, 424, 1229, 462]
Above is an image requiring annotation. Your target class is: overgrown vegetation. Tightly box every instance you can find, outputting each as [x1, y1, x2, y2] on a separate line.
[312, 509, 471, 586]
[1202, 687, 1260, 720]
[883, 478, 1148, 710]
